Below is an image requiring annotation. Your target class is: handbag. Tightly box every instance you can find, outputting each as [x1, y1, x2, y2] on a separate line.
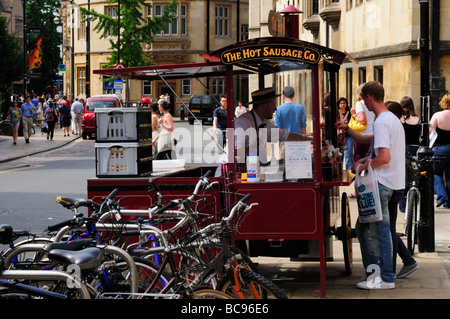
[348, 105, 367, 132]
[355, 163, 383, 223]
[157, 129, 174, 153]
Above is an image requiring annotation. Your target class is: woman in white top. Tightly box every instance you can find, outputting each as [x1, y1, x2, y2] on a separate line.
[235, 100, 247, 118]
[352, 84, 375, 162]
[155, 100, 174, 160]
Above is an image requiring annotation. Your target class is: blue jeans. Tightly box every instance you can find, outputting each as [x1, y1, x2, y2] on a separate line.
[356, 183, 395, 282]
[344, 136, 354, 170]
[388, 188, 415, 272]
[433, 144, 450, 208]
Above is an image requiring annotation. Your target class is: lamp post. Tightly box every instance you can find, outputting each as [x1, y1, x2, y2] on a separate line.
[53, 15, 63, 94]
[418, 0, 435, 253]
[85, 0, 92, 98]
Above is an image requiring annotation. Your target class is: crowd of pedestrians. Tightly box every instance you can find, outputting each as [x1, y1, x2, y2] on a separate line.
[6, 92, 85, 144]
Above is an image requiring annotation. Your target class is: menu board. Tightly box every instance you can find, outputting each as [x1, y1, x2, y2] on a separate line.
[285, 141, 312, 179]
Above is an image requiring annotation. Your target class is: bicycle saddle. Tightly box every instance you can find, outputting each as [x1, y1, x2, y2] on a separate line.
[47, 247, 103, 271]
[56, 196, 97, 210]
[43, 239, 96, 252]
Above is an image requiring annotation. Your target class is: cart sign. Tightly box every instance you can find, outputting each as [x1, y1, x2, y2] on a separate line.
[220, 44, 320, 65]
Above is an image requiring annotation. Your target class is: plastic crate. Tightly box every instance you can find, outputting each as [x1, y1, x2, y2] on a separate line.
[95, 108, 152, 142]
[95, 142, 153, 177]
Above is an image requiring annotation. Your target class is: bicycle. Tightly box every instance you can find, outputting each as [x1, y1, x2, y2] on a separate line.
[0, 224, 91, 299]
[404, 153, 444, 254]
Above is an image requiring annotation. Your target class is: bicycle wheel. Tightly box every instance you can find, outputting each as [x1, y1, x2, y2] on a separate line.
[217, 268, 288, 299]
[406, 188, 419, 254]
[116, 257, 174, 299]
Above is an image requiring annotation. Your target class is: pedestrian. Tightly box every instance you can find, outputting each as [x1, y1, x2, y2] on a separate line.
[36, 97, 45, 128]
[337, 97, 354, 170]
[235, 100, 247, 118]
[7, 100, 22, 145]
[151, 102, 161, 156]
[71, 98, 84, 135]
[386, 101, 420, 278]
[430, 92, 450, 208]
[20, 96, 36, 143]
[44, 101, 58, 141]
[155, 100, 174, 160]
[400, 96, 421, 156]
[339, 81, 405, 289]
[213, 96, 228, 151]
[59, 100, 72, 137]
[275, 86, 307, 135]
[351, 84, 375, 163]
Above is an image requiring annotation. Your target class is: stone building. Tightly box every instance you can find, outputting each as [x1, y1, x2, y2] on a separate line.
[251, 0, 449, 116]
[60, 0, 249, 115]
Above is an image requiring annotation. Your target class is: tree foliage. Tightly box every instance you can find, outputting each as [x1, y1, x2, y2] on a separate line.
[79, 0, 177, 68]
[0, 15, 23, 115]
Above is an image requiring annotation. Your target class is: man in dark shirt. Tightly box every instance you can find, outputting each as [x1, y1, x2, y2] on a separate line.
[213, 96, 227, 150]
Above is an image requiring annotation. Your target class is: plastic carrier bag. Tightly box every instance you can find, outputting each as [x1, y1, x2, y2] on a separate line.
[355, 163, 383, 223]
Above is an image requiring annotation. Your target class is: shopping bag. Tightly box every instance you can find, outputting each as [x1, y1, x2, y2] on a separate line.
[157, 130, 174, 153]
[355, 163, 383, 223]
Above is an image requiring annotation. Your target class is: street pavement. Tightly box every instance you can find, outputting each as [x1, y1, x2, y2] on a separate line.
[1, 122, 450, 300]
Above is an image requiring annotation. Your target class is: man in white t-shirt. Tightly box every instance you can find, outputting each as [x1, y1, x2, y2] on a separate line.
[339, 81, 405, 290]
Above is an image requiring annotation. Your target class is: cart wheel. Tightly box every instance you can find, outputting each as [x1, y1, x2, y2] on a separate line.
[340, 192, 353, 275]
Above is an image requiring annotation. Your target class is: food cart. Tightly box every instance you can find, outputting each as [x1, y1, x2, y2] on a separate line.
[89, 35, 355, 298]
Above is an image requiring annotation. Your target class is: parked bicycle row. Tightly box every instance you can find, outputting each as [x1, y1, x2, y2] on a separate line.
[0, 170, 287, 299]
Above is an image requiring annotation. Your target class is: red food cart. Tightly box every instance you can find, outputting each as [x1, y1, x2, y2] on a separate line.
[90, 36, 355, 298]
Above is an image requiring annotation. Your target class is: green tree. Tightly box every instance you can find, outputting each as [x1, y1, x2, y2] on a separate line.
[79, 0, 177, 68]
[0, 16, 23, 116]
[26, 0, 62, 95]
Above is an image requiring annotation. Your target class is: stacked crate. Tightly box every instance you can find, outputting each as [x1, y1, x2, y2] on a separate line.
[94, 108, 153, 177]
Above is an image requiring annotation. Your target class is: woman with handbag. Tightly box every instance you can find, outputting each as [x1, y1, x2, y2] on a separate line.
[350, 85, 375, 163]
[155, 100, 174, 160]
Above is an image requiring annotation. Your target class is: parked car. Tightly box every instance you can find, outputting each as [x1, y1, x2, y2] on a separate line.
[81, 95, 122, 139]
[187, 95, 220, 125]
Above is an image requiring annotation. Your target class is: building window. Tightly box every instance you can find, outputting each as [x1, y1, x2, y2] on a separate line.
[312, 0, 319, 15]
[182, 79, 191, 95]
[105, 6, 118, 36]
[151, 4, 187, 36]
[215, 6, 229, 37]
[78, 68, 86, 96]
[240, 24, 249, 41]
[374, 66, 383, 84]
[15, 17, 23, 36]
[212, 78, 225, 96]
[181, 5, 187, 35]
[346, 68, 353, 101]
[358, 67, 366, 85]
[78, 21, 86, 40]
[143, 81, 152, 95]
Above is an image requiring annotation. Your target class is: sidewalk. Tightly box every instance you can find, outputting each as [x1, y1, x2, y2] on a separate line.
[1, 124, 450, 299]
[0, 124, 80, 163]
[256, 186, 450, 299]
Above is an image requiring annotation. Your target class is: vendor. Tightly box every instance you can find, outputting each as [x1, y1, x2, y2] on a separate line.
[216, 87, 311, 177]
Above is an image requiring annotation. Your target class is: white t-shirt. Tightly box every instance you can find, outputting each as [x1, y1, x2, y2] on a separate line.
[355, 100, 375, 136]
[373, 111, 405, 190]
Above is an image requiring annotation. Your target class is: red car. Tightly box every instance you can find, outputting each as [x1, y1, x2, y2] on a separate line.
[81, 95, 122, 139]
